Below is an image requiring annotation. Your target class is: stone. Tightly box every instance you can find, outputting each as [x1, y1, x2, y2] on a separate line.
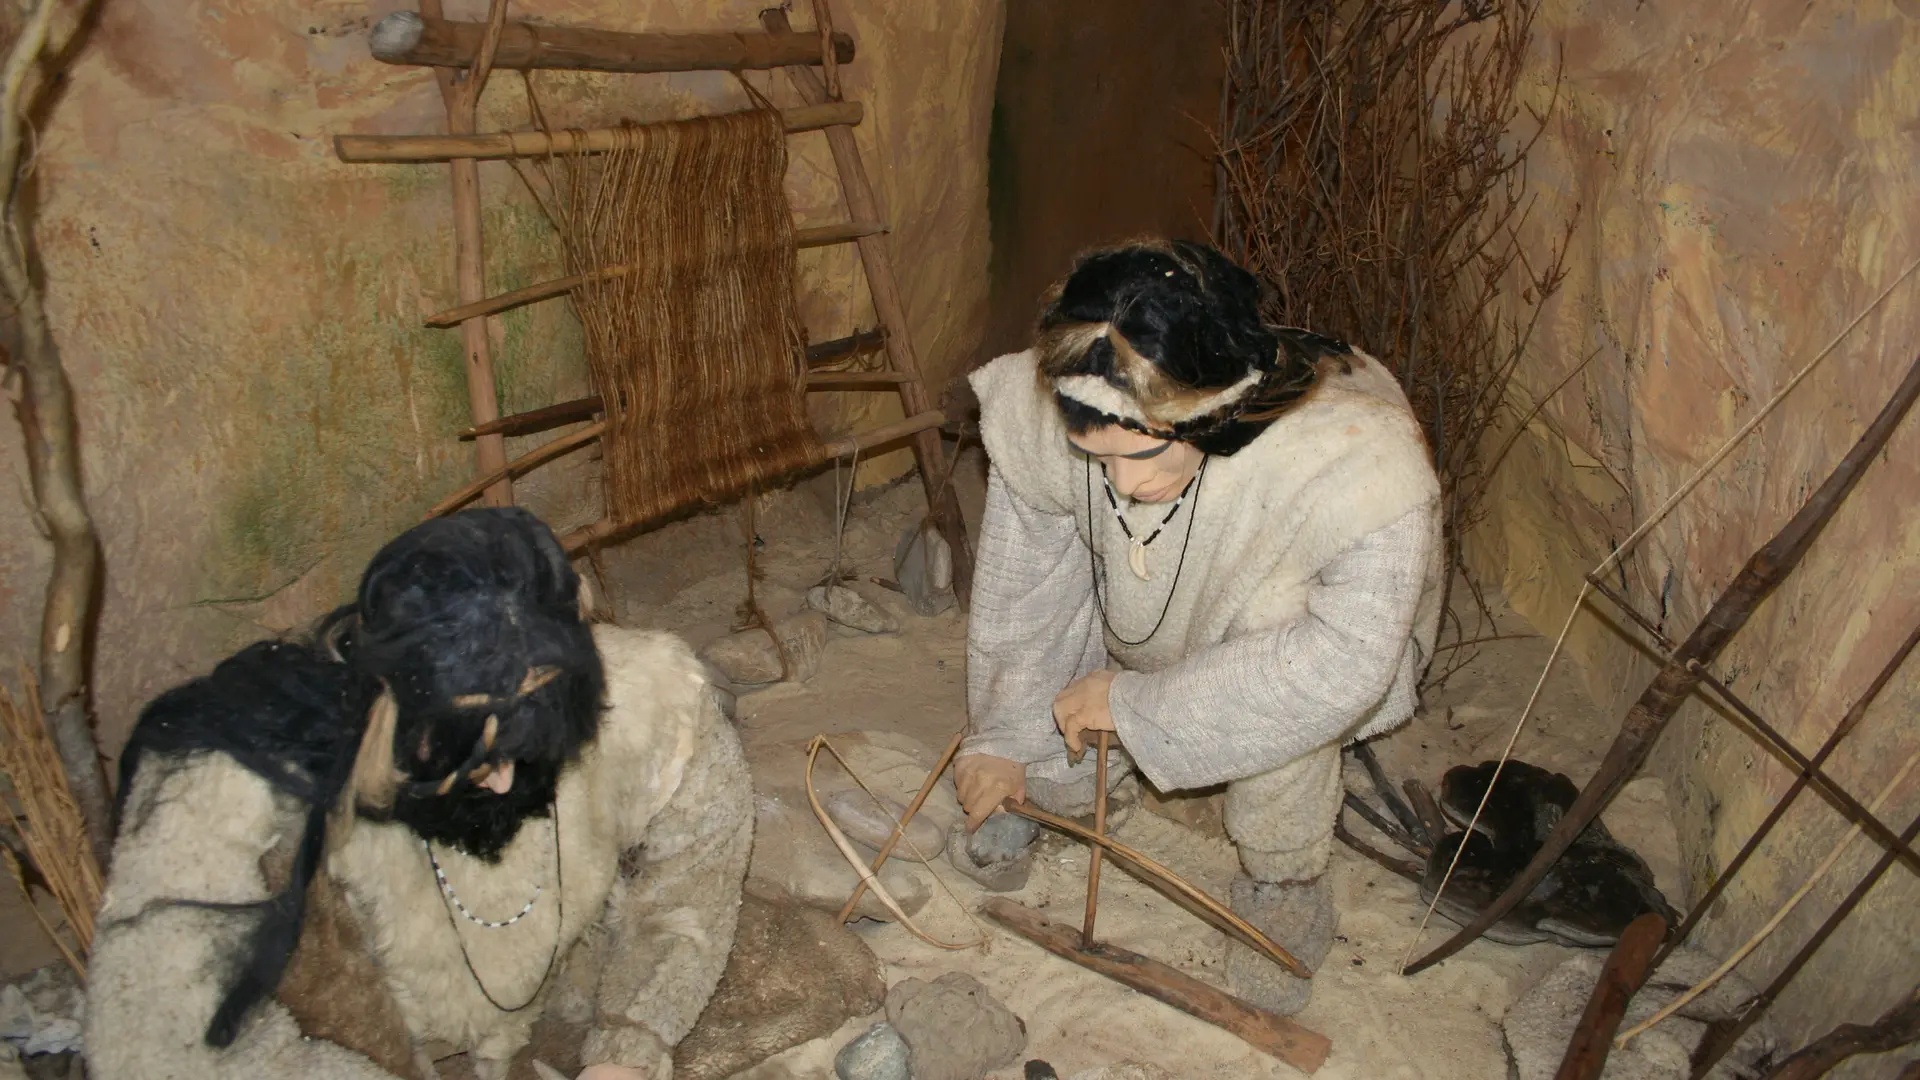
[673, 882, 887, 1080]
[0, 966, 84, 1058]
[698, 611, 828, 686]
[833, 1022, 911, 1080]
[894, 521, 956, 616]
[1224, 872, 1337, 1017]
[1502, 946, 1780, 1080]
[885, 972, 1026, 1080]
[824, 789, 947, 861]
[945, 814, 1038, 892]
[807, 584, 900, 634]
[750, 782, 934, 922]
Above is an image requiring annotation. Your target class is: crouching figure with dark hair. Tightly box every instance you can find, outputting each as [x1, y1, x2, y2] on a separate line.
[86, 508, 752, 1080]
[952, 240, 1443, 1016]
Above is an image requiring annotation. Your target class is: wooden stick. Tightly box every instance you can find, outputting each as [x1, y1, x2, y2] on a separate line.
[426, 420, 604, 518]
[1405, 349, 1920, 976]
[460, 371, 911, 440]
[1687, 802, 1920, 1079]
[423, 220, 886, 326]
[335, 102, 863, 163]
[1082, 730, 1111, 948]
[764, 7, 975, 610]
[1552, 913, 1668, 1080]
[836, 729, 966, 923]
[981, 898, 1332, 1074]
[1004, 799, 1310, 978]
[369, 11, 855, 74]
[805, 371, 911, 388]
[460, 395, 601, 440]
[1585, 576, 1920, 881]
[1758, 986, 1920, 1080]
[558, 410, 948, 552]
[807, 327, 886, 368]
[415, 0, 513, 507]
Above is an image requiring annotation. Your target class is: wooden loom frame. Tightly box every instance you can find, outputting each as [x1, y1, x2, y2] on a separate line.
[333, 2, 974, 605]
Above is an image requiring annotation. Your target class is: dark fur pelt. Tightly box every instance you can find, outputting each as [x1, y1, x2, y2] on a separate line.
[113, 506, 608, 1049]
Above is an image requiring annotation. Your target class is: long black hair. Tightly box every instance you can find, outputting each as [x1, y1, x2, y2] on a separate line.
[113, 506, 604, 1048]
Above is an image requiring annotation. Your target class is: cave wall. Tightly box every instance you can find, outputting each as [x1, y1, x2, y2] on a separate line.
[1471, 0, 1920, 1069]
[982, 0, 1225, 358]
[0, 0, 1001, 971]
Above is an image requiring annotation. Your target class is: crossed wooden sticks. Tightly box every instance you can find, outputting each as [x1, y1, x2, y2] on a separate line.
[831, 728, 1332, 1073]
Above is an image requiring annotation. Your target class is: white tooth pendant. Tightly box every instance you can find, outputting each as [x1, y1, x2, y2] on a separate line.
[1128, 538, 1151, 581]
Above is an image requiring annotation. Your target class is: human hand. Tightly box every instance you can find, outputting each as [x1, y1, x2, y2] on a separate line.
[954, 753, 1027, 833]
[1053, 670, 1117, 762]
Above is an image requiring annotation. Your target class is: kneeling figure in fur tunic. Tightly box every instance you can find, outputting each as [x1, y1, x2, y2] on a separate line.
[86, 508, 752, 1080]
[952, 241, 1444, 1016]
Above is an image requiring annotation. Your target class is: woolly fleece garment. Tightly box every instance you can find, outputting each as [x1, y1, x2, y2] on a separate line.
[962, 347, 1444, 796]
[86, 625, 752, 1080]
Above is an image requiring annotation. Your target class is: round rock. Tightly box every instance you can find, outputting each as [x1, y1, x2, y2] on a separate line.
[835, 1022, 911, 1080]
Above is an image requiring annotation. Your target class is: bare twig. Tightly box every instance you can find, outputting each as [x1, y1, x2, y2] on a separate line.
[2, 0, 112, 858]
[0, 670, 104, 973]
[1210, 0, 1568, 686]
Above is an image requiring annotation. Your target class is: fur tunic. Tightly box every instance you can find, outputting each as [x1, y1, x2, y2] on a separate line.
[962, 347, 1445, 792]
[86, 625, 752, 1080]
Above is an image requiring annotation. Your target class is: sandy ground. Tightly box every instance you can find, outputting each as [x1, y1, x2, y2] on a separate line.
[587, 453, 1686, 1080]
[0, 451, 1684, 1077]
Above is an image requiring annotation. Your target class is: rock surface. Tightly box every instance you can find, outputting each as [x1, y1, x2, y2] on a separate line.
[824, 789, 947, 861]
[885, 972, 1026, 1080]
[807, 584, 900, 635]
[699, 611, 829, 686]
[1502, 946, 1779, 1080]
[673, 883, 886, 1080]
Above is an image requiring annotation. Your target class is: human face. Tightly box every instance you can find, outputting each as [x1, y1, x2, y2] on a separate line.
[1067, 425, 1204, 503]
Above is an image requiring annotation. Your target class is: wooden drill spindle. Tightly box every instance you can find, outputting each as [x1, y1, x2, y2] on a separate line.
[1082, 729, 1111, 948]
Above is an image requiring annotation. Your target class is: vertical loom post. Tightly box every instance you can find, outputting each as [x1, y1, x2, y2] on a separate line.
[763, 7, 974, 609]
[421, 0, 512, 507]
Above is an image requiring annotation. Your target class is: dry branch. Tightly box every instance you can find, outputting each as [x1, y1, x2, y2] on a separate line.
[1, 671, 105, 973]
[1210, 0, 1569, 648]
[1759, 987, 1920, 1080]
[2, 0, 113, 858]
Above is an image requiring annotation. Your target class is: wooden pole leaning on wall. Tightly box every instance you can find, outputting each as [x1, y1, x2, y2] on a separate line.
[763, 7, 975, 610]
[369, 11, 854, 75]
[417, 0, 513, 506]
[1403, 348, 1920, 976]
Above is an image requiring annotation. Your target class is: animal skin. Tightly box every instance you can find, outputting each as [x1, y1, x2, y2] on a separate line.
[1347, 753, 1676, 948]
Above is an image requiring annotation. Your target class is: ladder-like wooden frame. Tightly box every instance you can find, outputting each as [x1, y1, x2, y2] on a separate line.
[334, 0, 973, 606]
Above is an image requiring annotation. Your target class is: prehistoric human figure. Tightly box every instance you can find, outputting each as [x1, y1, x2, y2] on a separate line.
[86, 508, 752, 1079]
[952, 240, 1443, 1014]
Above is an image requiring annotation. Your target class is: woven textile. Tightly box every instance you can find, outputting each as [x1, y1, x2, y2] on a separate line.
[558, 108, 820, 527]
